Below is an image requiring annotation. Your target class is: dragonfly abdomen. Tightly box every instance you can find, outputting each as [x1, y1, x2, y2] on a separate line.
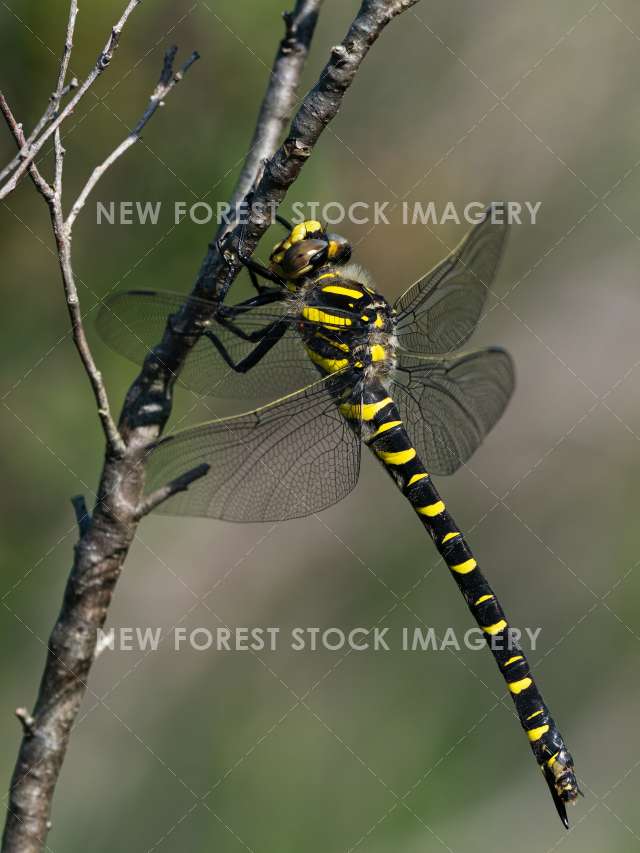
[341, 383, 581, 826]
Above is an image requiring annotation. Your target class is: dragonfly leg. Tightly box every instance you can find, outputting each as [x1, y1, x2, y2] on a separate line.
[245, 262, 284, 295]
[212, 314, 283, 344]
[242, 256, 283, 288]
[276, 214, 293, 232]
[218, 289, 285, 316]
[203, 319, 289, 374]
[213, 291, 287, 344]
[247, 265, 269, 295]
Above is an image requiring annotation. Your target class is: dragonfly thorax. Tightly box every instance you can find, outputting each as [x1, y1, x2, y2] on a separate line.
[295, 264, 397, 381]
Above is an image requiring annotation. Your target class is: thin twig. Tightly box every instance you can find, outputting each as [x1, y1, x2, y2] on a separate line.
[65, 47, 199, 230]
[54, 0, 78, 104]
[0, 0, 142, 199]
[53, 0, 79, 194]
[224, 0, 324, 223]
[0, 95, 53, 199]
[52, 209, 126, 454]
[136, 463, 210, 518]
[0, 0, 78, 192]
[0, 35, 196, 456]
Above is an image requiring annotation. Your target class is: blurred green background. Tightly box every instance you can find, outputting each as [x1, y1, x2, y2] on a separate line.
[2, 1, 640, 851]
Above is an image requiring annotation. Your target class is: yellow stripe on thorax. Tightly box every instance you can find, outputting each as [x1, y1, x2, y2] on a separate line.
[370, 344, 387, 362]
[314, 332, 349, 353]
[322, 284, 364, 300]
[474, 593, 494, 605]
[302, 306, 352, 327]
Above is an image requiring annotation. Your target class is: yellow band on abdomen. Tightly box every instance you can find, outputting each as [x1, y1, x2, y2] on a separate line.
[368, 420, 403, 440]
[375, 448, 416, 465]
[483, 619, 508, 635]
[508, 677, 533, 695]
[527, 725, 550, 742]
[450, 558, 477, 575]
[340, 397, 393, 421]
[416, 501, 445, 517]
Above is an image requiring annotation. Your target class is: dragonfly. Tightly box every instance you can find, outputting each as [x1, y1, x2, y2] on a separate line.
[96, 203, 580, 825]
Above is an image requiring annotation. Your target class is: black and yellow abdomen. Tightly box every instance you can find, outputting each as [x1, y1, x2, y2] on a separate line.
[339, 380, 580, 823]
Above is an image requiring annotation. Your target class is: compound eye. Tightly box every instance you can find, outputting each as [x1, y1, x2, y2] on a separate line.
[281, 239, 328, 278]
[326, 233, 352, 264]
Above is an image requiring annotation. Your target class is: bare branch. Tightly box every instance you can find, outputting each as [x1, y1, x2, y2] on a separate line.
[225, 0, 324, 219]
[0, 0, 78, 194]
[0, 92, 121, 454]
[136, 463, 210, 518]
[0, 95, 53, 199]
[54, 0, 78, 103]
[53, 1, 79, 193]
[66, 47, 199, 230]
[0, 0, 142, 199]
[50, 208, 126, 453]
[0, 16, 197, 458]
[191, 0, 421, 307]
[1, 2, 418, 850]
[48, 45, 198, 452]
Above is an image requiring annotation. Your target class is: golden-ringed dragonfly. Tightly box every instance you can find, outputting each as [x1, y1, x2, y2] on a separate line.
[96, 203, 581, 826]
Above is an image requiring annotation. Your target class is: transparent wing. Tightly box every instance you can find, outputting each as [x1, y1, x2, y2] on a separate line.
[394, 204, 509, 354]
[145, 373, 362, 522]
[392, 348, 515, 475]
[96, 290, 320, 399]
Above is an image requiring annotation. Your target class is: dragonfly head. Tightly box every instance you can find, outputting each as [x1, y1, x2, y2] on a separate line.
[269, 220, 352, 289]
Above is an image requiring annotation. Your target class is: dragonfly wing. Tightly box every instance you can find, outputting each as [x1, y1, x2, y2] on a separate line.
[181, 333, 321, 399]
[393, 204, 509, 354]
[392, 348, 515, 475]
[96, 290, 319, 399]
[145, 373, 362, 521]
